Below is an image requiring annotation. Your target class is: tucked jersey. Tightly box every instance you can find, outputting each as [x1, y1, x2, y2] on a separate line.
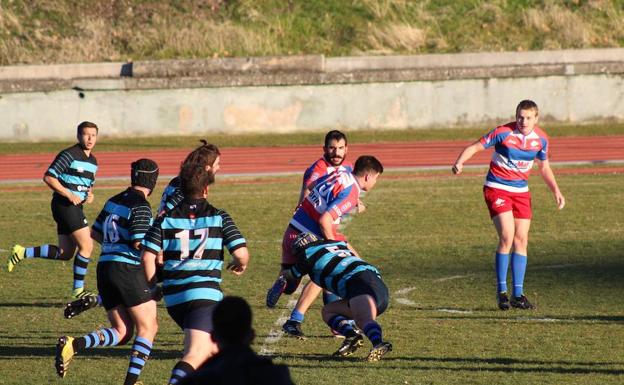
[302, 157, 353, 189]
[142, 198, 247, 308]
[290, 240, 380, 298]
[157, 176, 183, 215]
[290, 170, 361, 238]
[480, 123, 549, 193]
[92, 188, 153, 266]
[45, 144, 98, 201]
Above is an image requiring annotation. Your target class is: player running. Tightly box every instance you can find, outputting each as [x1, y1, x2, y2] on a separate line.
[55, 159, 160, 385]
[141, 163, 250, 385]
[9, 121, 99, 300]
[267, 155, 383, 339]
[452, 99, 565, 310]
[283, 232, 392, 361]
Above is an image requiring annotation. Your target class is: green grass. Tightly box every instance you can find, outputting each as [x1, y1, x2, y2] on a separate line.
[1, 169, 623, 385]
[1, 0, 623, 65]
[1, 123, 623, 155]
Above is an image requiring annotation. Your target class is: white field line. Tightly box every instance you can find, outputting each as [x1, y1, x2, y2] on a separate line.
[259, 284, 304, 356]
[434, 274, 474, 282]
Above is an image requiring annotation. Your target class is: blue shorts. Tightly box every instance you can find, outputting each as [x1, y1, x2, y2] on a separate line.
[167, 301, 216, 333]
[345, 270, 389, 315]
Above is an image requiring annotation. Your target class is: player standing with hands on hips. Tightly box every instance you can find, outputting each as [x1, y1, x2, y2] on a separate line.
[452, 100, 565, 310]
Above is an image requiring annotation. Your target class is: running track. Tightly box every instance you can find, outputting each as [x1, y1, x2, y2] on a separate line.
[1, 136, 623, 182]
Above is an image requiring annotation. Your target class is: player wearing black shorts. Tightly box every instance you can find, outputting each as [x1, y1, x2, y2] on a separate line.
[142, 163, 249, 385]
[9, 121, 99, 299]
[55, 159, 160, 385]
[282, 233, 392, 361]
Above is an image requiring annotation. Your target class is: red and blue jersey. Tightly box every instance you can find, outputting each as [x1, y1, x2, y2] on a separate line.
[302, 157, 353, 189]
[479, 123, 549, 193]
[290, 170, 361, 239]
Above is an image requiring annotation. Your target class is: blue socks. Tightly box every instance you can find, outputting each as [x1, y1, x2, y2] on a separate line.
[511, 252, 527, 297]
[289, 309, 305, 323]
[363, 321, 383, 346]
[124, 336, 153, 385]
[495, 252, 510, 293]
[328, 315, 356, 337]
[169, 361, 194, 385]
[73, 253, 90, 291]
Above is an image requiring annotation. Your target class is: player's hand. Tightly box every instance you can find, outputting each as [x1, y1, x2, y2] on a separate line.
[357, 200, 366, 213]
[556, 193, 566, 210]
[67, 193, 83, 205]
[85, 189, 94, 204]
[451, 163, 462, 175]
[227, 260, 247, 276]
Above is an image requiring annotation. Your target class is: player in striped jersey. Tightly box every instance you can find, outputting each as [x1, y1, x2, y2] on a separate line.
[9, 121, 99, 299]
[141, 164, 250, 385]
[158, 141, 220, 215]
[283, 233, 392, 361]
[267, 156, 383, 339]
[55, 159, 160, 385]
[452, 100, 565, 310]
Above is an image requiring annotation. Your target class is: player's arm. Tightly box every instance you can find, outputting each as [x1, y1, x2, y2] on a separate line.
[227, 247, 249, 276]
[221, 210, 250, 276]
[537, 159, 565, 210]
[43, 174, 82, 205]
[452, 140, 485, 175]
[319, 212, 338, 240]
[141, 249, 158, 285]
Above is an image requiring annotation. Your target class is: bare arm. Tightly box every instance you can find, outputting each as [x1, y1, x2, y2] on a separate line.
[318, 212, 337, 240]
[227, 247, 250, 276]
[452, 141, 485, 175]
[43, 175, 82, 205]
[142, 250, 158, 285]
[538, 159, 565, 209]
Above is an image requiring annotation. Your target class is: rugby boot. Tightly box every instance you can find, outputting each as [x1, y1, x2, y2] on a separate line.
[64, 294, 99, 319]
[55, 336, 76, 378]
[72, 287, 96, 300]
[333, 333, 364, 357]
[282, 320, 306, 340]
[497, 291, 510, 311]
[510, 294, 535, 310]
[266, 275, 287, 308]
[8, 244, 25, 272]
[367, 341, 393, 362]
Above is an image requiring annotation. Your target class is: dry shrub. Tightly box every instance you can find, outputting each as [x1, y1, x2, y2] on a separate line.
[367, 23, 426, 52]
[523, 3, 598, 48]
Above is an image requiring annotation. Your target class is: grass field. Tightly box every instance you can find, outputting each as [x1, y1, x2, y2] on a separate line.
[1, 166, 623, 385]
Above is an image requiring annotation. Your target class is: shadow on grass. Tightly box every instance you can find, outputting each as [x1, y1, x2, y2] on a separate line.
[0, 346, 191, 360]
[0, 302, 60, 309]
[279, 353, 624, 375]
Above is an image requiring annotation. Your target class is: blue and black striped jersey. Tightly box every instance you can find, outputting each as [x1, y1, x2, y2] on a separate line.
[142, 198, 247, 308]
[157, 176, 183, 215]
[92, 188, 153, 265]
[290, 240, 380, 299]
[45, 144, 97, 202]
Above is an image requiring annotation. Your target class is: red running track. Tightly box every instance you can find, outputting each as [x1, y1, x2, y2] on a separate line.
[0, 136, 623, 182]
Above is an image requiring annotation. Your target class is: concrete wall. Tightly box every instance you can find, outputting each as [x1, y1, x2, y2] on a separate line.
[1, 49, 623, 141]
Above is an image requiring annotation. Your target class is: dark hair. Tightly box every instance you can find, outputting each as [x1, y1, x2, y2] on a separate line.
[182, 140, 220, 170]
[77, 121, 98, 135]
[131, 158, 159, 194]
[213, 296, 253, 344]
[353, 155, 383, 176]
[179, 163, 215, 198]
[324, 130, 347, 148]
[516, 100, 539, 116]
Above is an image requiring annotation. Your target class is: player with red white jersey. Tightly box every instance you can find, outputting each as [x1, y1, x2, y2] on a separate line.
[267, 154, 383, 340]
[452, 100, 565, 310]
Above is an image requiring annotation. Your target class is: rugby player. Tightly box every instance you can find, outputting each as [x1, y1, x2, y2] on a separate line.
[452, 100, 565, 310]
[55, 158, 160, 385]
[284, 232, 392, 361]
[141, 163, 250, 385]
[9, 121, 99, 300]
[267, 155, 383, 339]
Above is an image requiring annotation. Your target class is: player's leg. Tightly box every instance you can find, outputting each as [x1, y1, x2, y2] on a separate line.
[282, 281, 323, 339]
[168, 329, 217, 385]
[510, 217, 534, 309]
[69, 226, 95, 298]
[8, 228, 74, 272]
[492, 211, 515, 309]
[267, 226, 301, 308]
[321, 299, 364, 356]
[55, 306, 131, 378]
[124, 300, 158, 385]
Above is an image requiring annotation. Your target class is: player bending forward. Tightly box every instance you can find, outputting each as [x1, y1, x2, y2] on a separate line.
[283, 232, 392, 361]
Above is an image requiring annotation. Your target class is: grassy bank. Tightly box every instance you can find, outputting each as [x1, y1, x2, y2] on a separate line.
[1, 0, 623, 65]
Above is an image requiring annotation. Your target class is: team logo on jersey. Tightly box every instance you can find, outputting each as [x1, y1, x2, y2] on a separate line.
[77, 167, 84, 173]
[530, 140, 540, 148]
[494, 198, 505, 207]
